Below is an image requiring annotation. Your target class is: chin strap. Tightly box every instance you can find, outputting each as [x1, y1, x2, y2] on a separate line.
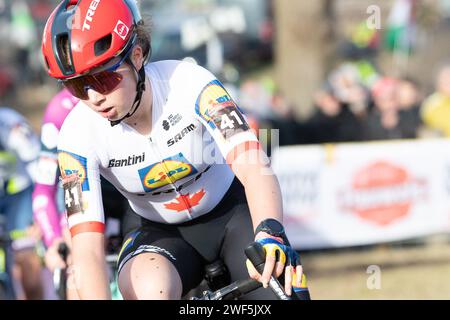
[110, 59, 146, 127]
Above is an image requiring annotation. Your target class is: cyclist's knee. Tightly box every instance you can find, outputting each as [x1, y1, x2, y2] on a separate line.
[14, 249, 41, 272]
[13, 249, 44, 300]
[118, 253, 182, 300]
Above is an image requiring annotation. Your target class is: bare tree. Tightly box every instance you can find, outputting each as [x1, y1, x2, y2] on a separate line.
[274, 0, 336, 119]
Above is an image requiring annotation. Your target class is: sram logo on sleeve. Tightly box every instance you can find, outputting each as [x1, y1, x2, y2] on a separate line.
[195, 80, 249, 140]
[58, 150, 90, 191]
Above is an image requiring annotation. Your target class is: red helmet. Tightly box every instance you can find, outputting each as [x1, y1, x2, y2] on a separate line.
[42, 0, 142, 79]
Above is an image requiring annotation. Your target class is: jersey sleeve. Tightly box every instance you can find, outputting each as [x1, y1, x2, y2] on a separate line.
[32, 125, 61, 246]
[32, 122, 63, 247]
[34, 120, 60, 193]
[33, 91, 79, 246]
[57, 121, 105, 237]
[190, 64, 261, 165]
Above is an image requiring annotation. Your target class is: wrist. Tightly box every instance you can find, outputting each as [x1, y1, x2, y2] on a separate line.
[255, 231, 284, 244]
[255, 218, 292, 246]
[255, 218, 284, 237]
[49, 237, 64, 250]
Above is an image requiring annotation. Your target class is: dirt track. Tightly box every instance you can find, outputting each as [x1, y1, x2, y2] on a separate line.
[303, 236, 450, 299]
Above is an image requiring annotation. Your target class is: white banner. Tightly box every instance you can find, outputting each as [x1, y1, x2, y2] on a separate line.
[271, 139, 450, 249]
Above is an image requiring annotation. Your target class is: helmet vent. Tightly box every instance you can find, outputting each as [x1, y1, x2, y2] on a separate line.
[44, 56, 50, 71]
[66, 0, 80, 11]
[94, 34, 112, 57]
[56, 33, 74, 74]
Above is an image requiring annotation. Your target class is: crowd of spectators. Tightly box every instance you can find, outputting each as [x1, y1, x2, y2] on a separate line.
[237, 60, 429, 146]
[237, 62, 450, 147]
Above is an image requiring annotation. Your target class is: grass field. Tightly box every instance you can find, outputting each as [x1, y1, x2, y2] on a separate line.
[301, 236, 450, 299]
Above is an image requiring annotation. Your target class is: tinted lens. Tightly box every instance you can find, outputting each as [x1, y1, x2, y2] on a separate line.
[63, 70, 123, 100]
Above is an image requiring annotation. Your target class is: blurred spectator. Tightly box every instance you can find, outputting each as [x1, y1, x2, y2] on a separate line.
[265, 90, 301, 146]
[337, 20, 381, 62]
[10, 0, 36, 85]
[327, 63, 372, 116]
[239, 79, 273, 119]
[421, 65, 450, 137]
[364, 77, 419, 140]
[270, 89, 296, 119]
[364, 77, 400, 140]
[397, 77, 423, 136]
[305, 84, 365, 144]
[301, 61, 373, 145]
[238, 78, 300, 145]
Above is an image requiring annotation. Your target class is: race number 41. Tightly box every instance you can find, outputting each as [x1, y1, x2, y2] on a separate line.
[214, 107, 249, 139]
[220, 110, 244, 130]
[62, 174, 85, 217]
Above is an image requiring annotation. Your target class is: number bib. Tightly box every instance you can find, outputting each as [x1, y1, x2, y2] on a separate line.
[62, 173, 86, 217]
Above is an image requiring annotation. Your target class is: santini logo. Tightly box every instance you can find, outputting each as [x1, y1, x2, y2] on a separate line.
[167, 124, 196, 147]
[108, 153, 145, 168]
[82, 0, 101, 31]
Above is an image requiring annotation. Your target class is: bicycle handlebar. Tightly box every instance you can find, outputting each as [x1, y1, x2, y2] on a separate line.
[58, 242, 70, 260]
[245, 241, 300, 300]
[193, 242, 301, 300]
[54, 242, 70, 300]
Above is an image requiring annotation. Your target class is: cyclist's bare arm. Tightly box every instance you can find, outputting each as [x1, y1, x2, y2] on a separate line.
[230, 148, 283, 231]
[230, 149, 283, 228]
[70, 231, 111, 299]
[230, 148, 303, 294]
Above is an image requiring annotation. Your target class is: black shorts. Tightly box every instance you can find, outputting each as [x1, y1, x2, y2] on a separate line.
[117, 178, 276, 299]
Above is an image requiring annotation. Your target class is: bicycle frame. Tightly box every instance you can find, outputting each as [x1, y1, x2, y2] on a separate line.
[191, 278, 262, 300]
[190, 242, 299, 300]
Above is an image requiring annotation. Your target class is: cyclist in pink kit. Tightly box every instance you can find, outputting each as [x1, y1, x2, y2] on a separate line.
[33, 89, 78, 256]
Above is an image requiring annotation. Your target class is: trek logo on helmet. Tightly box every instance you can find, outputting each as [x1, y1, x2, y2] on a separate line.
[82, 0, 101, 32]
[114, 20, 129, 40]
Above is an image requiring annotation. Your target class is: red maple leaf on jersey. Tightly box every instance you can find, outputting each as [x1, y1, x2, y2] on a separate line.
[163, 189, 206, 212]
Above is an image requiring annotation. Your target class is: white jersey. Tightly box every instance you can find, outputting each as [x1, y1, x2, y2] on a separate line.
[57, 61, 260, 236]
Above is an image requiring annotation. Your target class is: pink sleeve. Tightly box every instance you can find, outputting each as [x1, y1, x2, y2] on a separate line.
[32, 183, 63, 247]
[32, 89, 78, 247]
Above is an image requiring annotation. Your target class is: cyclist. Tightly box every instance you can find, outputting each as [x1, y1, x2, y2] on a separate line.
[32, 89, 78, 263]
[41, 0, 310, 300]
[32, 88, 133, 299]
[0, 107, 44, 299]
